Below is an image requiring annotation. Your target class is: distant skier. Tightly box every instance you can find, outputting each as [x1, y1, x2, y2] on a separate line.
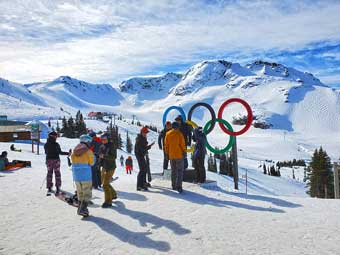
[125, 156, 133, 174]
[120, 155, 124, 167]
[158, 121, 172, 171]
[192, 127, 207, 183]
[71, 135, 95, 217]
[44, 131, 70, 195]
[99, 133, 117, 208]
[164, 122, 186, 193]
[135, 127, 154, 191]
[89, 131, 102, 189]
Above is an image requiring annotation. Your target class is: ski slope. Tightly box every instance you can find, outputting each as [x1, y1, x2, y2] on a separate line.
[1, 137, 340, 255]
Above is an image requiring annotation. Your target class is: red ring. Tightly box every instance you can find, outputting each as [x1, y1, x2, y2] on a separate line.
[217, 98, 253, 136]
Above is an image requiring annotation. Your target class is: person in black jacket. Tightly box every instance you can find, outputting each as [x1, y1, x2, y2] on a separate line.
[44, 131, 69, 194]
[158, 121, 172, 171]
[135, 127, 154, 191]
[175, 115, 192, 169]
[192, 127, 207, 183]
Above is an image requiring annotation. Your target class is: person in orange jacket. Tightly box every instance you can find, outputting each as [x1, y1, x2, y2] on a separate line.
[164, 122, 186, 193]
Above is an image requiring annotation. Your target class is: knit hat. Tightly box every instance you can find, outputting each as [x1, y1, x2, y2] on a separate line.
[141, 127, 149, 134]
[79, 134, 92, 144]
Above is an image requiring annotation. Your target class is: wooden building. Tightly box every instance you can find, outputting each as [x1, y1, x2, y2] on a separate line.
[0, 117, 31, 142]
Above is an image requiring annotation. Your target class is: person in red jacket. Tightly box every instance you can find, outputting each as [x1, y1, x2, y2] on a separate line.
[125, 156, 133, 174]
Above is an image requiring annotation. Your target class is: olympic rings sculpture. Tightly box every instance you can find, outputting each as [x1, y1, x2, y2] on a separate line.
[162, 98, 253, 154]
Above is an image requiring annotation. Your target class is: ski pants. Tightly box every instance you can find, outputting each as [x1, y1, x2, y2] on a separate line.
[194, 155, 206, 183]
[91, 161, 101, 188]
[163, 151, 169, 170]
[136, 156, 147, 188]
[170, 158, 184, 189]
[126, 165, 132, 174]
[46, 159, 61, 189]
[101, 168, 117, 204]
[76, 181, 92, 202]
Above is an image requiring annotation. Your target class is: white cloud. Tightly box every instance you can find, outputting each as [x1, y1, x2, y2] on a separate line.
[0, 0, 340, 83]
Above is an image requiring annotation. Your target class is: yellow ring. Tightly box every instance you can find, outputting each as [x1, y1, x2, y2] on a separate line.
[185, 120, 198, 153]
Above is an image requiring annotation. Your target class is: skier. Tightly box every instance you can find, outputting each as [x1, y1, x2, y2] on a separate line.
[125, 156, 133, 174]
[158, 121, 172, 171]
[99, 133, 117, 208]
[70, 135, 95, 217]
[175, 115, 192, 169]
[164, 122, 186, 193]
[44, 131, 69, 195]
[192, 127, 207, 183]
[120, 155, 124, 167]
[89, 131, 102, 189]
[135, 127, 155, 191]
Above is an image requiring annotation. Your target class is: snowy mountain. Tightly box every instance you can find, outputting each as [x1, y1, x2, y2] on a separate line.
[1, 60, 340, 159]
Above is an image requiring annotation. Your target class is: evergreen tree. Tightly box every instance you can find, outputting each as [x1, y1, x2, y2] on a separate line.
[56, 120, 60, 133]
[208, 154, 217, 172]
[61, 116, 68, 134]
[126, 131, 133, 153]
[307, 147, 334, 198]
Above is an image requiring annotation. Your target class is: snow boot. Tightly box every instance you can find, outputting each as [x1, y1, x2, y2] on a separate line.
[55, 187, 61, 196]
[101, 202, 112, 208]
[79, 201, 89, 216]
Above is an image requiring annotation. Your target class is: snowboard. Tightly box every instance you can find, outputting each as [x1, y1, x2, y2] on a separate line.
[55, 192, 79, 207]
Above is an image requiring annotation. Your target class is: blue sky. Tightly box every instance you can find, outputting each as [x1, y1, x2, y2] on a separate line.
[0, 0, 340, 88]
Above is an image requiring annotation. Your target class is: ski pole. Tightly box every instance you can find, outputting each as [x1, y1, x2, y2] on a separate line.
[40, 177, 46, 190]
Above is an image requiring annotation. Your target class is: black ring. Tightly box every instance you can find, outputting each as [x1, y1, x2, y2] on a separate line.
[188, 102, 216, 134]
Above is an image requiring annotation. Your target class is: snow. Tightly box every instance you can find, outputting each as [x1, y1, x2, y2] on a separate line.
[1, 136, 340, 255]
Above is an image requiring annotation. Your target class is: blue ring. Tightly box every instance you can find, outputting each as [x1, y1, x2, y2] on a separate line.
[163, 106, 186, 127]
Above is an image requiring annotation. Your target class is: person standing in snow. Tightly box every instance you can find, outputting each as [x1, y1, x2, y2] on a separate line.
[125, 156, 133, 174]
[135, 127, 155, 191]
[44, 131, 69, 195]
[89, 131, 102, 189]
[158, 121, 172, 171]
[120, 155, 124, 167]
[71, 135, 95, 217]
[175, 115, 192, 169]
[164, 122, 186, 193]
[192, 127, 207, 183]
[99, 133, 117, 208]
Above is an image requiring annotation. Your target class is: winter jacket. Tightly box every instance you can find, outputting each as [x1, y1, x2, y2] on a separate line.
[99, 142, 117, 171]
[90, 137, 102, 156]
[134, 134, 152, 158]
[158, 128, 171, 150]
[193, 128, 207, 158]
[0, 156, 9, 166]
[44, 138, 69, 160]
[125, 158, 133, 167]
[71, 143, 95, 182]
[164, 129, 186, 160]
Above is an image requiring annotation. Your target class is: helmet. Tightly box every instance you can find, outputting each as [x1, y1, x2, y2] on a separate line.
[80, 134, 92, 144]
[141, 127, 149, 134]
[48, 131, 58, 138]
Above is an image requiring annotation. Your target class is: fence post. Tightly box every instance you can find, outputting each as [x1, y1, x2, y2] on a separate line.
[334, 163, 339, 199]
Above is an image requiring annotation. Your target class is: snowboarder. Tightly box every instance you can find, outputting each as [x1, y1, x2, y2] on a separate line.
[10, 144, 22, 152]
[89, 131, 102, 189]
[175, 115, 192, 169]
[70, 135, 95, 217]
[99, 133, 117, 208]
[44, 131, 70, 195]
[164, 122, 186, 193]
[125, 156, 133, 174]
[120, 155, 124, 167]
[135, 127, 155, 191]
[0, 151, 31, 171]
[192, 127, 207, 183]
[158, 121, 172, 171]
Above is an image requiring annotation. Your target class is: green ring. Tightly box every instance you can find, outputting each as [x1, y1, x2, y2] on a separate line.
[203, 118, 235, 154]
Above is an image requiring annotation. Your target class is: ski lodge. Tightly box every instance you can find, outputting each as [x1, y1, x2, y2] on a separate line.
[0, 116, 31, 142]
